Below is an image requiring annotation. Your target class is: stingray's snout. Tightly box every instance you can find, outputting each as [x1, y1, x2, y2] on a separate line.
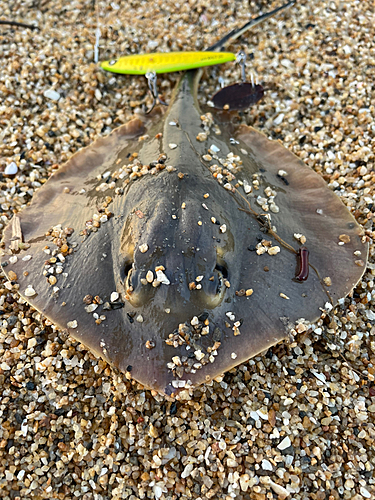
[122, 251, 229, 310]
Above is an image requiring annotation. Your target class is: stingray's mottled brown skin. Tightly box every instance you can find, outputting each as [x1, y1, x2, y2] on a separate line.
[0, 67, 368, 395]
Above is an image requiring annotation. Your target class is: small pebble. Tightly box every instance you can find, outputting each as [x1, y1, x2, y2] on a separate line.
[156, 270, 170, 285]
[277, 436, 291, 450]
[85, 303, 98, 313]
[139, 243, 148, 253]
[24, 286, 36, 297]
[4, 162, 18, 176]
[268, 246, 280, 255]
[43, 88, 60, 100]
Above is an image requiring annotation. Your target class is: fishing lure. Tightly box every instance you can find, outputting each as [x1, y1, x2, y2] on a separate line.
[101, 51, 236, 75]
[100, 2, 296, 111]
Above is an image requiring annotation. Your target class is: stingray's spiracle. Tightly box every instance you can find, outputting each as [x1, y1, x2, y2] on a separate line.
[295, 247, 309, 281]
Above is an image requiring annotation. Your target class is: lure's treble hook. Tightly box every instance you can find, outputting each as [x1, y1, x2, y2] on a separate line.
[235, 51, 247, 83]
[145, 71, 168, 114]
[212, 49, 263, 110]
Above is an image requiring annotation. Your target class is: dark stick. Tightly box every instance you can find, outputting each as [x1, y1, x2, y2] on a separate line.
[0, 20, 39, 30]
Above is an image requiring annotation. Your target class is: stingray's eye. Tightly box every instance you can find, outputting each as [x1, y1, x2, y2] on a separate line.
[214, 262, 228, 292]
[199, 260, 228, 308]
[123, 260, 157, 307]
[125, 262, 135, 290]
[124, 264, 145, 307]
[108, 59, 118, 66]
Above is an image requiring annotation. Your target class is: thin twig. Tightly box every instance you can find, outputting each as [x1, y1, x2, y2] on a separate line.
[0, 20, 39, 30]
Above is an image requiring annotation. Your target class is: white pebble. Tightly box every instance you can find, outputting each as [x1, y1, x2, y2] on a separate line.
[95, 88, 102, 100]
[44, 88, 61, 101]
[277, 436, 291, 450]
[181, 463, 193, 478]
[153, 485, 163, 499]
[5, 471, 13, 481]
[270, 204, 279, 213]
[195, 350, 205, 361]
[269, 480, 290, 497]
[268, 246, 280, 256]
[17, 470, 25, 481]
[110, 292, 119, 302]
[191, 316, 199, 326]
[227, 458, 238, 467]
[24, 286, 36, 297]
[139, 243, 148, 253]
[250, 411, 259, 421]
[67, 320, 78, 329]
[311, 371, 327, 384]
[284, 455, 294, 467]
[168, 143, 177, 149]
[85, 304, 98, 313]
[220, 224, 227, 233]
[261, 459, 273, 471]
[210, 144, 220, 153]
[360, 487, 371, 499]
[274, 113, 285, 125]
[244, 182, 251, 194]
[156, 270, 170, 285]
[4, 162, 18, 176]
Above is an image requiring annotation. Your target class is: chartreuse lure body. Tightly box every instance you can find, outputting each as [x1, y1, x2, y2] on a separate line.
[101, 51, 236, 75]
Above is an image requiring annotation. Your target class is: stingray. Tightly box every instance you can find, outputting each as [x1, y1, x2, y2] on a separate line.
[1, 3, 368, 396]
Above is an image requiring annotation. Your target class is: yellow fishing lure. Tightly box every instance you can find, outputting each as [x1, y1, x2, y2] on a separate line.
[101, 51, 236, 75]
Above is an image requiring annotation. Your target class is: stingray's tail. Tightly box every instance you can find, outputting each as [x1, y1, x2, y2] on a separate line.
[179, 1, 295, 112]
[205, 1, 296, 52]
